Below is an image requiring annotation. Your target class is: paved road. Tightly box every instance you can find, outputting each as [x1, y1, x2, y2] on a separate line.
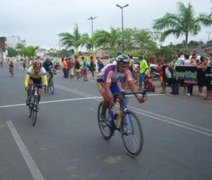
[0, 62, 212, 180]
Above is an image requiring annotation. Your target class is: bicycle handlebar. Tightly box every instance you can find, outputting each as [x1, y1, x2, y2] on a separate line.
[114, 90, 147, 97]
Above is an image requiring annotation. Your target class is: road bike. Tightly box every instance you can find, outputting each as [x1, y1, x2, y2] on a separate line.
[97, 91, 146, 156]
[9, 66, 14, 76]
[46, 71, 54, 95]
[28, 84, 41, 126]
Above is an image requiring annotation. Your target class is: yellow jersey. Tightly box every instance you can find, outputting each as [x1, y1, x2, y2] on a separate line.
[24, 66, 48, 87]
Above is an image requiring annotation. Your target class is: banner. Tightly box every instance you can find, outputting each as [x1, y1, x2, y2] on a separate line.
[173, 66, 212, 85]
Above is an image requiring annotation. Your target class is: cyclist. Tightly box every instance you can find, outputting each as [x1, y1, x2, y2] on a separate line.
[8, 59, 14, 75]
[43, 58, 55, 83]
[97, 55, 145, 119]
[24, 61, 48, 105]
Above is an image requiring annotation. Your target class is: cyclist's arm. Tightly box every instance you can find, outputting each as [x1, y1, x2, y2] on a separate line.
[24, 67, 33, 88]
[126, 70, 144, 102]
[41, 67, 48, 86]
[24, 74, 30, 88]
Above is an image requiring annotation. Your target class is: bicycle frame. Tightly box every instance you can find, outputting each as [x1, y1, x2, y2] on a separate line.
[109, 91, 146, 130]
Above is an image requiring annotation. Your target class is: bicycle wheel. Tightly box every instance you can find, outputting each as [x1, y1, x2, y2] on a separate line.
[121, 110, 143, 156]
[32, 98, 38, 126]
[49, 79, 54, 95]
[29, 103, 33, 118]
[97, 102, 114, 140]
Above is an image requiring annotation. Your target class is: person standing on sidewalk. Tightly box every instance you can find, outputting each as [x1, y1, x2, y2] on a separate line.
[89, 56, 96, 79]
[81, 56, 88, 81]
[138, 53, 149, 91]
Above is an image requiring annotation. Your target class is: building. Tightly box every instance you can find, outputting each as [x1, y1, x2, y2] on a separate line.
[6, 35, 26, 49]
[0, 37, 6, 61]
[0, 37, 6, 52]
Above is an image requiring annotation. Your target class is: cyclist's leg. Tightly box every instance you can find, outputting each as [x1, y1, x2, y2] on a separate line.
[34, 78, 42, 103]
[26, 79, 33, 105]
[97, 82, 110, 118]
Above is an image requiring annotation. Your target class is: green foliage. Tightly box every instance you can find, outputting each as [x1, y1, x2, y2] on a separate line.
[153, 2, 212, 49]
[7, 47, 17, 57]
[16, 44, 38, 59]
[59, 24, 89, 54]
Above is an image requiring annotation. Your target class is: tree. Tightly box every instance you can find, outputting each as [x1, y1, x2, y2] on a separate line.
[59, 24, 89, 54]
[93, 27, 121, 52]
[7, 47, 17, 57]
[153, 2, 212, 49]
[132, 28, 158, 55]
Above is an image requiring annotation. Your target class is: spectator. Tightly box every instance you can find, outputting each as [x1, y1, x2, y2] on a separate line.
[97, 57, 104, 72]
[74, 56, 81, 80]
[62, 58, 68, 78]
[138, 53, 149, 91]
[89, 56, 96, 79]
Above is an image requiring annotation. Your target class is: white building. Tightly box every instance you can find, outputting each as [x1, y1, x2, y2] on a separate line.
[6, 35, 26, 49]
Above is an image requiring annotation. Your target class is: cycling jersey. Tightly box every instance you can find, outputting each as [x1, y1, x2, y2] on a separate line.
[97, 64, 132, 83]
[97, 63, 133, 94]
[43, 60, 53, 72]
[24, 66, 48, 88]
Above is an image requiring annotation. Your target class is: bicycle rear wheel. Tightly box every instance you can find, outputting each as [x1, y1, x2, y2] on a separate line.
[121, 110, 143, 156]
[49, 79, 54, 95]
[32, 98, 38, 126]
[97, 102, 114, 140]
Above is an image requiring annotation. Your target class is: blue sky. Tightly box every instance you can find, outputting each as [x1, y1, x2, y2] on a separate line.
[0, 0, 211, 49]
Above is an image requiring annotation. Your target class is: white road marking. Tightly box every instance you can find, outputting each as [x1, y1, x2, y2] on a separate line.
[7, 121, 45, 180]
[1, 86, 211, 138]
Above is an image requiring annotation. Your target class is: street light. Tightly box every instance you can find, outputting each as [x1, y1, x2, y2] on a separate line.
[88, 16, 97, 52]
[87, 16, 97, 36]
[116, 3, 129, 52]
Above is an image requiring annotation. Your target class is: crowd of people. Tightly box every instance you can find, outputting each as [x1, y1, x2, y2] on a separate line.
[3, 48, 211, 102]
[156, 50, 212, 101]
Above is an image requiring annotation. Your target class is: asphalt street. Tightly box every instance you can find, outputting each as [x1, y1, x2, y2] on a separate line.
[0, 62, 211, 180]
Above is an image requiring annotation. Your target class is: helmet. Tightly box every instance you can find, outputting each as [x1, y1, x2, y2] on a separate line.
[116, 55, 130, 64]
[33, 61, 42, 68]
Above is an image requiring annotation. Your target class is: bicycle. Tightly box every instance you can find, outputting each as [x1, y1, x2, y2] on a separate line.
[9, 66, 14, 76]
[28, 84, 42, 126]
[46, 71, 54, 95]
[97, 91, 146, 157]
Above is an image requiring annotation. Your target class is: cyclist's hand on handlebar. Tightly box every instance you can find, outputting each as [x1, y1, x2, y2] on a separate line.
[136, 95, 145, 103]
[109, 100, 115, 107]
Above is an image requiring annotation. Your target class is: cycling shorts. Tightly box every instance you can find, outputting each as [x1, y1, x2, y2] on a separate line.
[97, 82, 122, 95]
[30, 77, 43, 88]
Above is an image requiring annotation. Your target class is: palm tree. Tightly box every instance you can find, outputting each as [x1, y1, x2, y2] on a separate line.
[153, 2, 212, 48]
[93, 27, 121, 51]
[59, 24, 89, 54]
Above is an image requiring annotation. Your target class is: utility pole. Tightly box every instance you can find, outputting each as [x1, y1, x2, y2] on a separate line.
[116, 4, 129, 53]
[88, 16, 97, 52]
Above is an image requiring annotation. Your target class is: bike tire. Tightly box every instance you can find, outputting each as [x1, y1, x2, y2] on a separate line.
[29, 103, 33, 118]
[97, 102, 114, 140]
[32, 98, 38, 126]
[49, 79, 54, 95]
[121, 110, 143, 156]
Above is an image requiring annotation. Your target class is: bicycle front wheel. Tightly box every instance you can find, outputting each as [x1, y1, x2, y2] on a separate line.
[121, 110, 143, 156]
[29, 103, 33, 118]
[32, 98, 38, 126]
[97, 102, 114, 140]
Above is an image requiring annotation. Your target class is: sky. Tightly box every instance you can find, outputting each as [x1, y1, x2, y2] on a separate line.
[0, 0, 211, 49]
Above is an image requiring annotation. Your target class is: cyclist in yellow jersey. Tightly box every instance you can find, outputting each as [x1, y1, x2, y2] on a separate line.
[24, 61, 48, 105]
